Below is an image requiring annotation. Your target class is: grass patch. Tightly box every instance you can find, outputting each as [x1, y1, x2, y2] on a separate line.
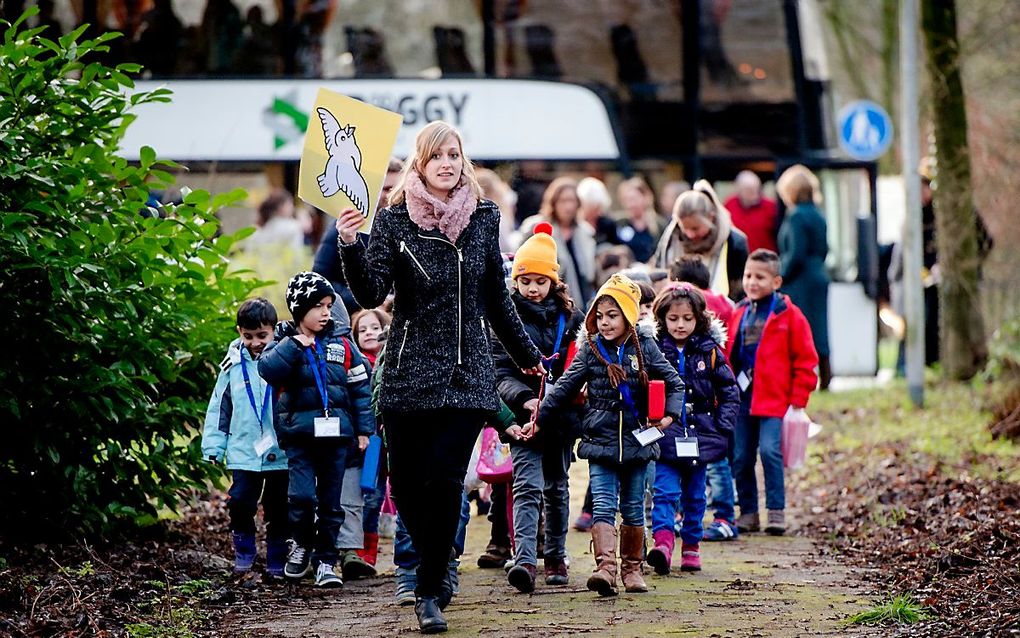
[808, 379, 1020, 482]
[848, 594, 931, 625]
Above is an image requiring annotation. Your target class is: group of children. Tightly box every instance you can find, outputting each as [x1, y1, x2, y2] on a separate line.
[200, 222, 818, 605]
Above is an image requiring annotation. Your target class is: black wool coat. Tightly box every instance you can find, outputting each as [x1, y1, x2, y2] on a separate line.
[493, 292, 585, 444]
[341, 199, 541, 414]
[538, 325, 685, 466]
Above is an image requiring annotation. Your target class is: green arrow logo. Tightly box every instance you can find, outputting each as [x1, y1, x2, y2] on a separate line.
[263, 92, 310, 150]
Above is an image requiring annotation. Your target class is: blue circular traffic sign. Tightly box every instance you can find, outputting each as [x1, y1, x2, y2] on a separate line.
[837, 100, 893, 161]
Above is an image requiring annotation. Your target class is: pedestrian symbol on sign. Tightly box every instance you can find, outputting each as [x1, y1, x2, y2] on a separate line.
[837, 100, 893, 161]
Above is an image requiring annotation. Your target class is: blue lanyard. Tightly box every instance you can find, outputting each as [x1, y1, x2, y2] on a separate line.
[663, 338, 688, 429]
[596, 335, 641, 421]
[304, 339, 330, 417]
[239, 344, 272, 431]
[541, 313, 568, 380]
[736, 294, 777, 368]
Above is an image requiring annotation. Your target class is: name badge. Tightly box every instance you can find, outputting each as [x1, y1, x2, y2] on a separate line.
[253, 432, 275, 456]
[675, 436, 700, 458]
[632, 427, 664, 447]
[736, 370, 752, 392]
[314, 416, 341, 438]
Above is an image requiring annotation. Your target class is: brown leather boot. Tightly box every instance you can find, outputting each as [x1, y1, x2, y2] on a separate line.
[620, 525, 648, 593]
[585, 522, 618, 597]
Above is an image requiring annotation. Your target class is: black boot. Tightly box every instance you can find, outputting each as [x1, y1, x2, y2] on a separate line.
[414, 597, 448, 634]
[819, 355, 832, 391]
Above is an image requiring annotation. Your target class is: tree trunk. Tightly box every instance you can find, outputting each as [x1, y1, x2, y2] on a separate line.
[920, 0, 987, 379]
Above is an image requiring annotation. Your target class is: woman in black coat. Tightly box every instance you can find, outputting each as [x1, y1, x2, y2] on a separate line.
[335, 121, 543, 633]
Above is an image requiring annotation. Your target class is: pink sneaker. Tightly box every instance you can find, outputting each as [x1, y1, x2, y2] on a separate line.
[680, 543, 701, 572]
[646, 530, 674, 576]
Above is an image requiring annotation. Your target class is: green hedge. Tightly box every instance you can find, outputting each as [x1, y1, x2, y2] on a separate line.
[0, 10, 260, 538]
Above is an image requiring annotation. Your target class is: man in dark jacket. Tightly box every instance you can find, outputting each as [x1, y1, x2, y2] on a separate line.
[258, 272, 374, 588]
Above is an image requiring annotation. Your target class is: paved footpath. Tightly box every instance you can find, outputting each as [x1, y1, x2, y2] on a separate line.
[229, 462, 874, 637]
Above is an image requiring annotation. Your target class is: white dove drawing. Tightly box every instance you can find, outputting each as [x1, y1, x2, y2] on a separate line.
[316, 107, 370, 217]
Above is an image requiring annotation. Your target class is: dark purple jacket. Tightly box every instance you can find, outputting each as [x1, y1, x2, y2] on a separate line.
[657, 326, 740, 465]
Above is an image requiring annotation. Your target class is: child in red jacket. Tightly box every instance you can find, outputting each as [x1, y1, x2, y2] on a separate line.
[725, 249, 818, 535]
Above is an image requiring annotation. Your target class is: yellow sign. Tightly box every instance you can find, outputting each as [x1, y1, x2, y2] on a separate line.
[298, 88, 403, 225]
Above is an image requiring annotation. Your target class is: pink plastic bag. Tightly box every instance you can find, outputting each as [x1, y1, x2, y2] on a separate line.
[781, 407, 811, 469]
[476, 427, 513, 484]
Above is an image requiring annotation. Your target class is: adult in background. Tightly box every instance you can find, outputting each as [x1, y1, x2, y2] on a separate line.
[616, 176, 660, 263]
[314, 157, 403, 315]
[577, 177, 620, 248]
[519, 177, 597, 309]
[775, 165, 830, 389]
[724, 171, 780, 253]
[336, 121, 543, 634]
[247, 189, 304, 253]
[652, 180, 749, 302]
[658, 180, 690, 225]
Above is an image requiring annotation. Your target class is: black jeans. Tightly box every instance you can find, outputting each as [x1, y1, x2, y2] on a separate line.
[286, 441, 348, 566]
[384, 408, 485, 598]
[228, 470, 289, 538]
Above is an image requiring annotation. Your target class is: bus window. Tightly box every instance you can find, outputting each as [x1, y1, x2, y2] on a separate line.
[700, 0, 794, 104]
[491, 0, 683, 102]
[322, 1, 483, 79]
[818, 168, 872, 283]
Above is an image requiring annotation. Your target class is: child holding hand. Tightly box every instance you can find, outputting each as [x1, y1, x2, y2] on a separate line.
[538, 274, 683, 597]
[646, 285, 739, 574]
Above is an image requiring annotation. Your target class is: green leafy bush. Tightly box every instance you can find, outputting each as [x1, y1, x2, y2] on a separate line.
[0, 10, 259, 538]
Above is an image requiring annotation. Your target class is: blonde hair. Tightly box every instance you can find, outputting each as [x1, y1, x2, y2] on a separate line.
[673, 189, 715, 221]
[776, 164, 822, 207]
[539, 176, 580, 226]
[389, 121, 482, 206]
[618, 176, 659, 234]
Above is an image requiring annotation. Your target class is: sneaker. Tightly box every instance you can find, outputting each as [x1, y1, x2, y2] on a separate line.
[703, 519, 740, 542]
[507, 563, 537, 593]
[765, 510, 786, 536]
[340, 550, 377, 580]
[477, 544, 511, 569]
[736, 512, 760, 534]
[503, 557, 515, 573]
[573, 512, 594, 532]
[313, 562, 343, 588]
[394, 566, 417, 606]
[284, 544, 312, 579]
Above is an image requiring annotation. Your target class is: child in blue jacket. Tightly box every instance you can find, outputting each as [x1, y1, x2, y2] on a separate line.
[202, 298, 289, 577]
[647, 285, 740, 574]
[258, 272, 374, 588]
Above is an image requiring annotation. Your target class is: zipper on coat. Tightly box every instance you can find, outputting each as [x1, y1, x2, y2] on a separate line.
[399, 241, 431, 280]
[618, 408, 624, 463]
[397, 320, 410, 369]
[419, 234, 464, 364]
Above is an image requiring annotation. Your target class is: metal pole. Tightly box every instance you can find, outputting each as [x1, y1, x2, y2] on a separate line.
[900, 0, 924, 407]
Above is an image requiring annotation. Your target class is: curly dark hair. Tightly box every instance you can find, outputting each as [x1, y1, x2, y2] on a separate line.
[651, 284, 711, 340]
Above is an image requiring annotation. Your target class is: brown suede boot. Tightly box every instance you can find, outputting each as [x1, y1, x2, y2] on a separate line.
[585, 522, 618, 597]
[620, 525, 648, 593]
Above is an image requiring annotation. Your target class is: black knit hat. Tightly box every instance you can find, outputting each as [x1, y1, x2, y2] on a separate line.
[285, 271, 336, 322]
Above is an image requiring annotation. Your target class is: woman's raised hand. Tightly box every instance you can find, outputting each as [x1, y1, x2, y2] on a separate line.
[335, 207, 364, 244]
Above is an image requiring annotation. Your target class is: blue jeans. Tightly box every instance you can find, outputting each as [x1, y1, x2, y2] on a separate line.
[651, 461, 708, 545]
[228, 469, 288, 539]
[393, 491, 471, 569]
[589, 461, 648, 527]
[706, 459, 735, 523]
[286, 442, 348, 566]
[733, 408, 785, 514]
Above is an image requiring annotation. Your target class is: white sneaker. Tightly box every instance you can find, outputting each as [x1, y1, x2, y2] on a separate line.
[314, 562, 344, 588]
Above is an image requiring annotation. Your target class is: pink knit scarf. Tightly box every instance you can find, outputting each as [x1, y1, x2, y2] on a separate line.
[404, 172, 478, 244]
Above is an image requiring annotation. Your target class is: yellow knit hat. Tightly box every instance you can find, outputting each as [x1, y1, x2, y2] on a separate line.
[591, 274, 641, 327]
[513, 222, 559, 282]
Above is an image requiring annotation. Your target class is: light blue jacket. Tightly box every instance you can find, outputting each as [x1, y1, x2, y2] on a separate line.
[202, 339, 288, 472]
